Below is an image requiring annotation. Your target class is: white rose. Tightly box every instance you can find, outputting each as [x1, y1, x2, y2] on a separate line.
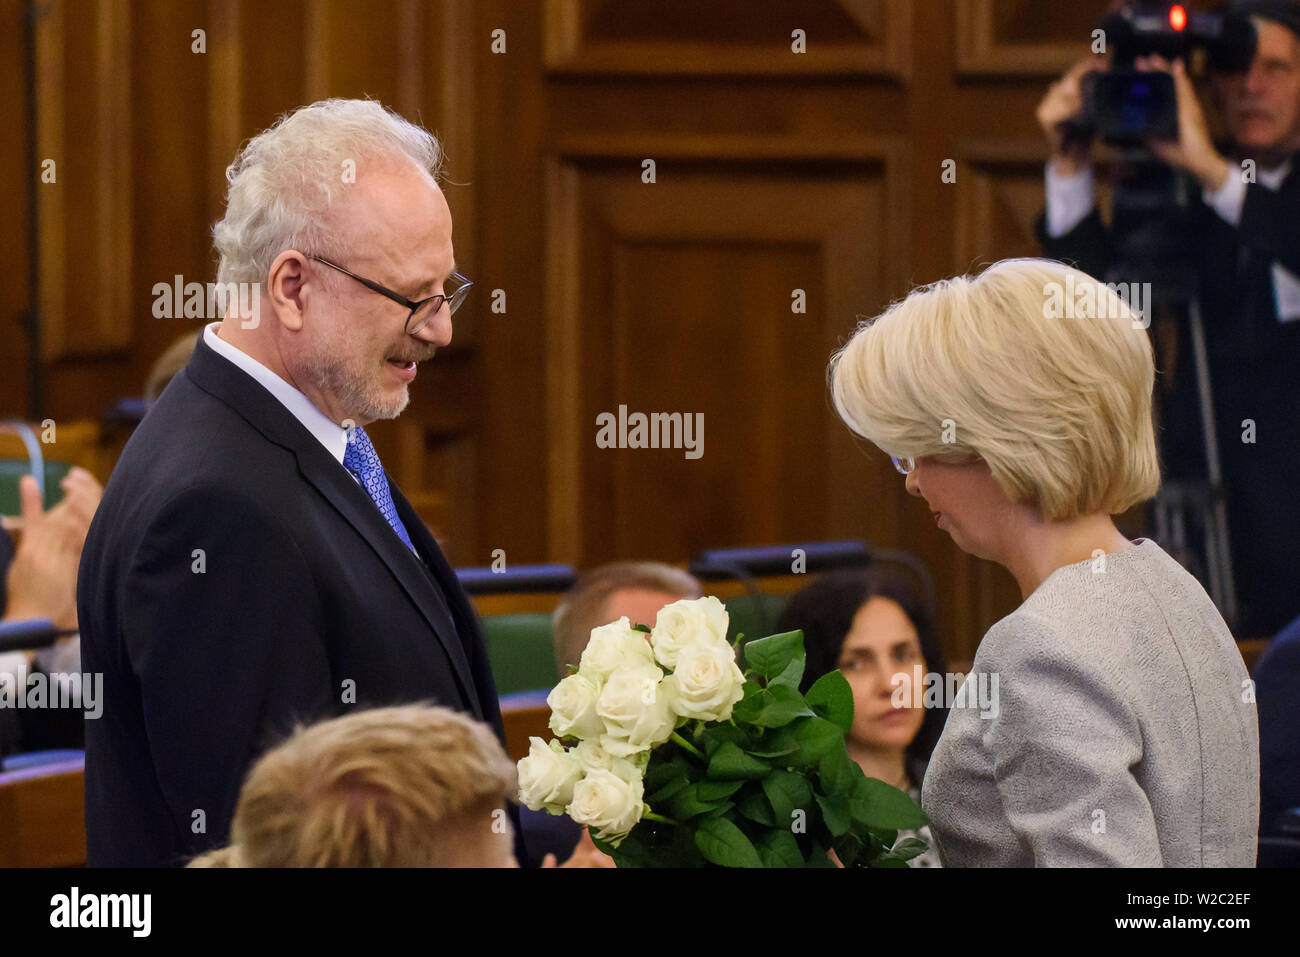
[597, 663, 678, 758]
[574, 738, 649, 783]
[566, 768, 645, 844]
[579, 617, 655, 683]
[547, 673, 605, 740]
[650, 595, 730, 669]
[517, 737, 583, 815]
[663, 639, 747, 722]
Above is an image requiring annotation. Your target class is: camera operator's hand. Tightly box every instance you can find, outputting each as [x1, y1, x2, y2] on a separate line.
[1038, 55, 1106, 176]
[1140, 55, 1233, 191]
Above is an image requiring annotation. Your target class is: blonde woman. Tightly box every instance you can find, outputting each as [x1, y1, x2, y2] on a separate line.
[828, 258, 1259, 866]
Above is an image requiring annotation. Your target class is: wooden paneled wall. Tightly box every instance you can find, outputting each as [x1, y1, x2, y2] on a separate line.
[1, 0, 1135, 663]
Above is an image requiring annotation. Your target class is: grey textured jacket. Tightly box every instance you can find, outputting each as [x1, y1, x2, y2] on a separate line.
[922, 539, 1260, 866]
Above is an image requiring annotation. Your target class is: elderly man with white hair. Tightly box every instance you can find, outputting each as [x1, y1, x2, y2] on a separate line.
[77, 99, 507, 866]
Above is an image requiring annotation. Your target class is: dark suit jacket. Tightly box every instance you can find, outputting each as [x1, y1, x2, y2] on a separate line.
[77, 335, 510, 866]
[1036, 158, 1300, 638]
[1254, 614, 1300, 835]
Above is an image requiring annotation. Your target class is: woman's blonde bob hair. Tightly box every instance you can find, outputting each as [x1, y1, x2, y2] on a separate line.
[828, 258, 1160, 521]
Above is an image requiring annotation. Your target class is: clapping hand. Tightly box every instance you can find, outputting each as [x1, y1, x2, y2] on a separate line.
[4, 467, 103, 632]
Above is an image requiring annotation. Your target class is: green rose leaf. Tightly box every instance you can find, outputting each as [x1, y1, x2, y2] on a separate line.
[706, 741, 772, 780]
[761, 768, 813, 823]
[738, 684, 815, 729]
[851, 776, 930, 830]
[766, 716, 844, 768]
[817, 744, 858, 798]
[631, 623, 652, 634]
[729, 680, 765, 724]
[646, 775, 692, 804]
[699, 721, 748, 757]
[832, 831, 865, 868]
[737, 790, 775, 827]
[694, 816, 764, 868]
[805, 670, 854, 733]
[867, 827, 898, 849]
[746, 744, 799, 759]
[668, 783, 730, 821]
[742, 630, 805, 687]
[805, 839, 839, 868]
[644, 753, 696, 795]
[697, 778, 745, 802]
[758, 828, 805, 868]
[815, 792, 853, 837]
[882, 836, 929, 862]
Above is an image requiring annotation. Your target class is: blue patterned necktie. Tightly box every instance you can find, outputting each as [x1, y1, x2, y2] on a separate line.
[343, 425, 416, 554]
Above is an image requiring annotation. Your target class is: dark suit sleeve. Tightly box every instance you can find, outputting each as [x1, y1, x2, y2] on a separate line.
[1237, 175, 1300, 276]
[121, 485, 333, 857]
[1035, 207, 1115, 281]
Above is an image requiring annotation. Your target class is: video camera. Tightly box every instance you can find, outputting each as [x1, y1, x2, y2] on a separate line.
[1080, 2, 1257, 144]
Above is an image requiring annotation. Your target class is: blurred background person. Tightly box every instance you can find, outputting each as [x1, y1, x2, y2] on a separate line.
[777, 564, 946, 867]
[1252, 613, 1300, 837]
[200, 704, 518, 868]
[521, 560, 702, 867]
[551, 561, 702, 676]
[1, 467, 102, 756]
[1035, 0, 1300, 638]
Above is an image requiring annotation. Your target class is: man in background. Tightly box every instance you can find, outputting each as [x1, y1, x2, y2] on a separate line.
[523, 561, 702, 866]
[1036, 0, 1300, 637]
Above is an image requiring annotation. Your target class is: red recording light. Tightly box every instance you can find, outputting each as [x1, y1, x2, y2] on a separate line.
[1169, 4, 1187, 31]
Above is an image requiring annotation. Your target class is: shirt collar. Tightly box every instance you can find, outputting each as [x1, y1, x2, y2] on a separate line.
[202, 322, 349, 464]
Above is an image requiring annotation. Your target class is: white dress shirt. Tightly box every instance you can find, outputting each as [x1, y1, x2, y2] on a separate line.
[202, 323, 349, 463]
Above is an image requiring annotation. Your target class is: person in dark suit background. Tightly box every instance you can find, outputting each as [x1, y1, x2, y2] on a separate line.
[1034, 0, 1300, 638]
[77, 98, 505, 866]
[1253, 613, 1300, 834]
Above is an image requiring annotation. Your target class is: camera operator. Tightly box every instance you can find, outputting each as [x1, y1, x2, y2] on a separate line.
[1036, 0, 1300, 639]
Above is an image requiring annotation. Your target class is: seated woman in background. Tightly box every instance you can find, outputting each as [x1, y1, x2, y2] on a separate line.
[777, 564, 946, 867]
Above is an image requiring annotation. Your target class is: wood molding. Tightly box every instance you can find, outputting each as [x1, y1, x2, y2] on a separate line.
[543, 134, 908, 564]
[955, 0, 1088, 78]
[544, 0, 910, 80]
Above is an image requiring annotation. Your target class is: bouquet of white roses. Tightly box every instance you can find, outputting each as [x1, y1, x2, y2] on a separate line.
[517, 595, 928, 867]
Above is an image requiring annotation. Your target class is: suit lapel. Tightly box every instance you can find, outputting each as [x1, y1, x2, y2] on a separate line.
[296, 454, 482, 719]
[183, 337, 482, 717]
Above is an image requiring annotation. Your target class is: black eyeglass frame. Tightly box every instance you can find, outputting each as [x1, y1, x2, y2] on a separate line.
[307, 254, 473, 335]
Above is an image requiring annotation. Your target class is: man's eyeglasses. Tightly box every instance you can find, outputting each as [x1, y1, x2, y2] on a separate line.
[892, 456, 916, 476]
[307, 254, 474, 336]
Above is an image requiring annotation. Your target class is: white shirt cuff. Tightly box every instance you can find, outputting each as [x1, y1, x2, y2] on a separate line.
[1203, 172, 1247, 227]
[1044, 160, 1097, 238]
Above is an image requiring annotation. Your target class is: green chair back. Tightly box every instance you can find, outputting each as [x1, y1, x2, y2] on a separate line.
[0, 461, 71, 517]
[480, 612, 559, 696]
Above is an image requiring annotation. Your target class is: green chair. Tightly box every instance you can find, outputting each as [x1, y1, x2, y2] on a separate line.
[721, 592, 788, 645]
[479, 613, 559, 696]
[0, 461, 71, 517]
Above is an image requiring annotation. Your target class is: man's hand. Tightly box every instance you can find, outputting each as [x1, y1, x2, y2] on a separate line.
[540, 827, 618, 868]
[1141, 55, 1232, 191]
[1038, 55, 1106, 175]
[4, 468, 103, 631]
